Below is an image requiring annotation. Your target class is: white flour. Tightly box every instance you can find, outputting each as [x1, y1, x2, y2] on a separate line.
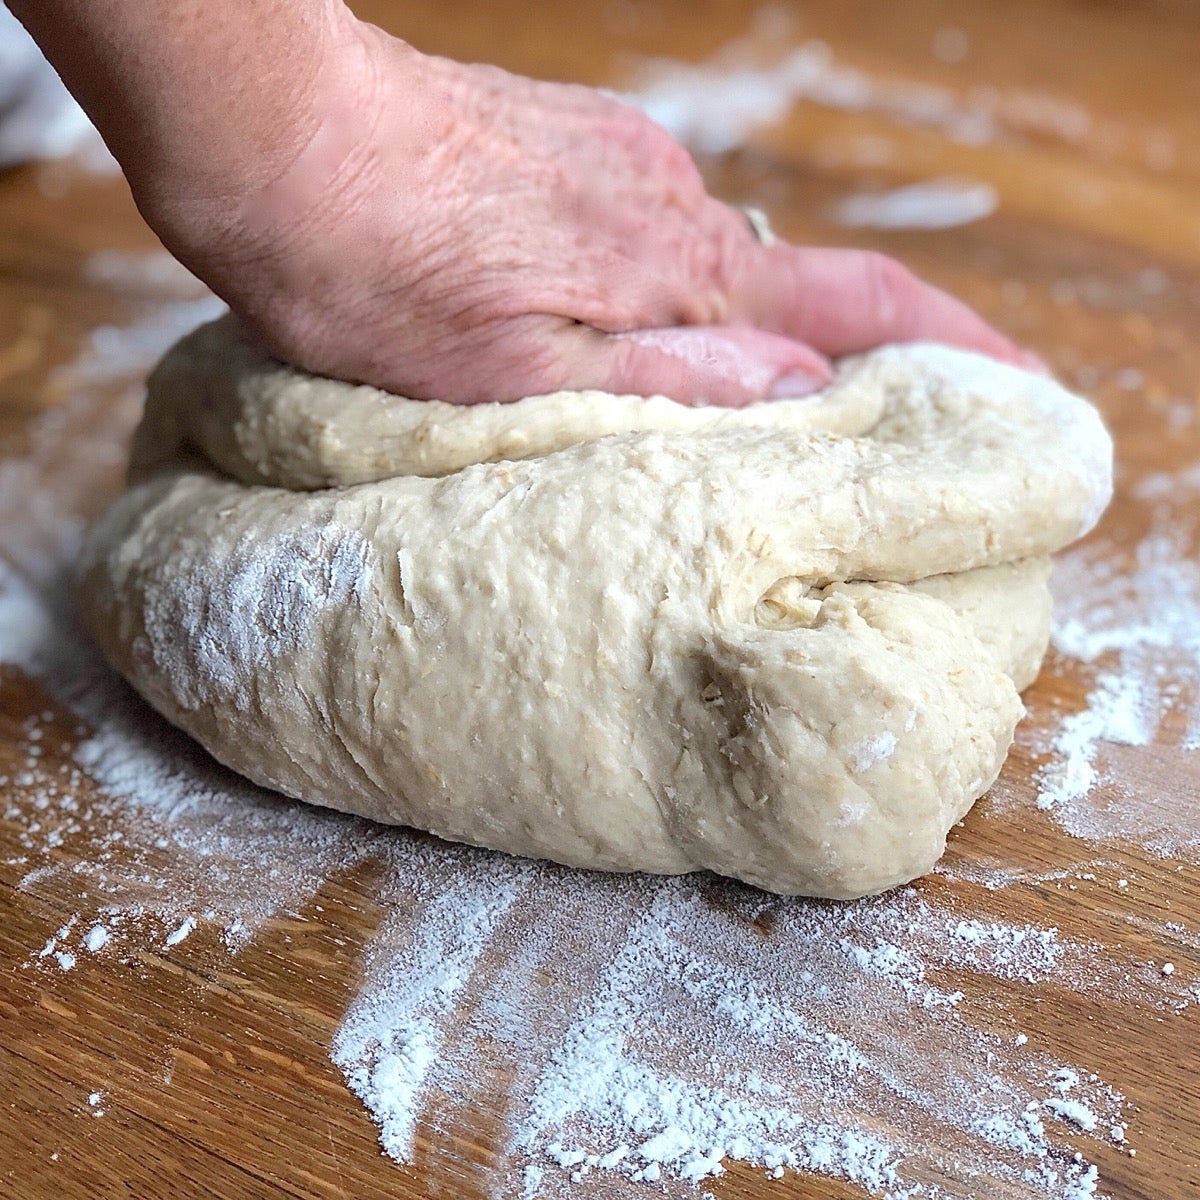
[1035, 672, 1157, 810]
[831, 179, 999, 231]
[622, 12, 1104, 160]
[83, 924, 109, 952]
[1027, 475, 1200, 857]
[140, 524, 376, 711]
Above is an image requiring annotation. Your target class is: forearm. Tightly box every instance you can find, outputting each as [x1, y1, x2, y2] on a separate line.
[6, 0, 360, 218]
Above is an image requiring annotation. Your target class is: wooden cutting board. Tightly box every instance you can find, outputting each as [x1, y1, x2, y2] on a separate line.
[1, 3, 1197, 1198]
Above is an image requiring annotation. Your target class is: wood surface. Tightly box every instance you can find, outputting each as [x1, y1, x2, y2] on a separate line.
[1, 2, 1198, 1198]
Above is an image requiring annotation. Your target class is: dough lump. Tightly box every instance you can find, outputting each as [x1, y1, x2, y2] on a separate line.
[78, 316, 1112, 899]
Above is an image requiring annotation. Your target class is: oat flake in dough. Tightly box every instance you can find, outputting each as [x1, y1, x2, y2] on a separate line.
[78, 316, 1112, 899]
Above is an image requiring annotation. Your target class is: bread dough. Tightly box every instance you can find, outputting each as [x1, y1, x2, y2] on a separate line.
[78, 316, 1112, 899]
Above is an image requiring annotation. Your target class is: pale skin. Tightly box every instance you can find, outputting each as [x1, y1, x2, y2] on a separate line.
[8, 0, 1041, 405]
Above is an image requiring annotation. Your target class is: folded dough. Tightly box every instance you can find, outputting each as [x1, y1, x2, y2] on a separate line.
[78, 316, 1112, 898]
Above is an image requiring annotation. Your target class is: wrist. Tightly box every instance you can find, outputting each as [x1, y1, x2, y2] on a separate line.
[150, 17, 445, 364]
[132, 2, 384, 267]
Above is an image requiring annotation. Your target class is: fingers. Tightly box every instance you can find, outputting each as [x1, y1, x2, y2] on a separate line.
[391, 317, 829, 407]
[570, 323, 832, 407]
[734, 243, 1044, 370]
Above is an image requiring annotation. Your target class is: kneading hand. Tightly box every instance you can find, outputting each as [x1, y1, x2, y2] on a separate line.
[9, 0, 1037, 405]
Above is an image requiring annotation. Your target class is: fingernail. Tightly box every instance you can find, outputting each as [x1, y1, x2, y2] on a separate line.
[1016, 349, 1053, 376]
[770, 370, 826, 399]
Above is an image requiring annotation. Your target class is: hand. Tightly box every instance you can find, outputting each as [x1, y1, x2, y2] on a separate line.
[156, 17, 1037, 406]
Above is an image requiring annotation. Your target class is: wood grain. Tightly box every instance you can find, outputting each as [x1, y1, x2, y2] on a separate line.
[1, 2, 1198, 1198]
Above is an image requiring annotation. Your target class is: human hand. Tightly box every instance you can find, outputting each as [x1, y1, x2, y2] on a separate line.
[156, 16, 1038, 406]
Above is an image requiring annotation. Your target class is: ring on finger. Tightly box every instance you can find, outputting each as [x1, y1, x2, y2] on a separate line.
[740, 205, 777, 247]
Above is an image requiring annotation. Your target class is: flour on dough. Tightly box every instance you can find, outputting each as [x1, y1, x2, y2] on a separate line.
[78, 316, 1112, 898]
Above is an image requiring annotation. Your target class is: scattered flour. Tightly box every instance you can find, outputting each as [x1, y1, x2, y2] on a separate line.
[621, 14, 1102, 160]
[1028, 480, 1200, 857]
[141, 525, 376, 711]
[1045, 1098, 1099, 1134]
[848, 731, 898, 774]
[1036, 672, 1157, 810]
[164, 917, 196, 947]
[832, 179, 999, 231]
[83, 924, 109, 952]
[332, 858, 529, 1162]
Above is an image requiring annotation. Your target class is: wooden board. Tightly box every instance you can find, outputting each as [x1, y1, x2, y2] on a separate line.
[1, 3, 1197, 1198]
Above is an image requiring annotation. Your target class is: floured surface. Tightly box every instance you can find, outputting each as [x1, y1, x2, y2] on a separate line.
[1, 250, 1195, 1200]
[1011, 472, 1200, 859]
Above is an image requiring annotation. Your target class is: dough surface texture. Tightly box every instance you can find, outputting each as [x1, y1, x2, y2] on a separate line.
[78, 316, 1112, 899]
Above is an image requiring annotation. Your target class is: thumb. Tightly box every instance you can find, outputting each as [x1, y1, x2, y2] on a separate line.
[567, 323, 831, 407]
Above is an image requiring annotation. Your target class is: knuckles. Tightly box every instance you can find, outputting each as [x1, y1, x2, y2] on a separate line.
[594, 103, 707, 195]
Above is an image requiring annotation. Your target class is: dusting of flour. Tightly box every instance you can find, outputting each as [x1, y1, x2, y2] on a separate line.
[621, 9, 1111, 162]
[140, 525, 376, 711]
[1027, 473, 1200, 859]
[831, 179, 999, 231]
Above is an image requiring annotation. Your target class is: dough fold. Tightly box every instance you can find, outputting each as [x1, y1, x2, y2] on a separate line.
[78, 316, 1112, 898]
